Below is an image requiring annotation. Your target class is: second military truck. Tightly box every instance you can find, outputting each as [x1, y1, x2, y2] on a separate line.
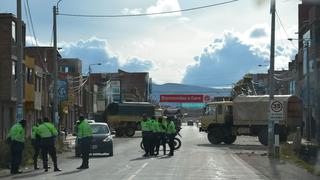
[200, 95, 302, 145]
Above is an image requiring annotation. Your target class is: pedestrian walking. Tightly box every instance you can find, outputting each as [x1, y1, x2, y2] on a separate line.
[7, 119, 26, 174]
[166, 117, 177, 156]
[156, 117, 167, 155]
[31, 119, 42, 170]
[38, 117, 61, 172]
[77, 116, 93, 169]
[141, 114, 152, 157]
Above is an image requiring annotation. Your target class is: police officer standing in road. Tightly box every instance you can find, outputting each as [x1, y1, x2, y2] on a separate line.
[77, 116, 93, 169]
[31, 119, 42, 170]
[156, 117, 167, 155]
[149, 116, 157, 156]
[7, 119, 26, 174]
[38, 117, 61, 172]
[166, 117, 177, 156]
[141, 114, 151, 157]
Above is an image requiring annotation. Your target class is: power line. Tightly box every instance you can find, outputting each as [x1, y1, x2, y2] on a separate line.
[24, 0, 47, 72]
[275, 10, 298, 49]
[58, 0, 239, 18]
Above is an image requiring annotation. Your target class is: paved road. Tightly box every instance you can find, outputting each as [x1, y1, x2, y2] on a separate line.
[1, 125, 271, 180]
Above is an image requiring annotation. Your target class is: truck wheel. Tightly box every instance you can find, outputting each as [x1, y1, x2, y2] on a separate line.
[223, 135, 237, 145]
[125, 127, 136, 137]
[258, 128, 268, 146]
[207, 128, 222, 144]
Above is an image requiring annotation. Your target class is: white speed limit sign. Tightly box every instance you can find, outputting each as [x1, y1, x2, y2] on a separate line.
[270, 100, 284, 121]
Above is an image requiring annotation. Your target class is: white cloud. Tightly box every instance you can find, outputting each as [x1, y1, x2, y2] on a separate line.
[182, 25, 297, 87]
[59, 37, 154, 73]
[121, 8, 142, 15]
[146, 0, 181, 17]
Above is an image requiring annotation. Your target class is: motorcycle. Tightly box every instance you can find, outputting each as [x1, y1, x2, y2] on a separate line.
[140, 132, 182, 150]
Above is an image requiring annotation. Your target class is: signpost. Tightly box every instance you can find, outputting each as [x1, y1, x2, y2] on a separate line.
[270, 100, 284, 121]
[269, 99, 283, 158]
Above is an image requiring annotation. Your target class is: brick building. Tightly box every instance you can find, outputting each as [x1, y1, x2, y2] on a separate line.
[291, 0, 320, 142]
[0, 13, 26, 139]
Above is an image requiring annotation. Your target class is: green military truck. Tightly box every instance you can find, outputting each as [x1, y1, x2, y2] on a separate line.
[199, 95, 302, 145]
[103, 102, 155, 137]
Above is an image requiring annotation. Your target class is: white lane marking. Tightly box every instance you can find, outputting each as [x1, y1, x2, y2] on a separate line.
[127, 162, 148, 180]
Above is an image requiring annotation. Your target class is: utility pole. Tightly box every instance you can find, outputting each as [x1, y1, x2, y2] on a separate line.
[268, 0, 276, 157]
[53, 5, 59, 128]
[16, 0, 24, 122]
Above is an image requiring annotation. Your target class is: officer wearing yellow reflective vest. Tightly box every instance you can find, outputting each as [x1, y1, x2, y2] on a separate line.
[149, 116, 157, 156]
[166, 117, 177, 156]
[141, 114, 152, 157]
[155, 117, 167, 155]
[38, 117, 61, 172]
[7, 119, 26, 174]
[31, 119, 42, 170]
[77, 116, 93, 169]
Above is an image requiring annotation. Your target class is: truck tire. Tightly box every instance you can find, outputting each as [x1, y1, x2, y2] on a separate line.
[125, 127, 136, 137]
[223, 135, 237, 145]
[258, 128, 268, 146]
[207, 128, 222, 144]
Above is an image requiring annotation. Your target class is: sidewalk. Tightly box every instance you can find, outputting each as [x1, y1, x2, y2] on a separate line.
[237, 153, 320, 180]
[0, 134, 76, 177]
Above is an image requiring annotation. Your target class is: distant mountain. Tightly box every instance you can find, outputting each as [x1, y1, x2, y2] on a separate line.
[151, 83, 231, 101]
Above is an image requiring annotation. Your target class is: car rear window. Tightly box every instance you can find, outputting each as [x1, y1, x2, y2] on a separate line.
[91, 124, 110, 134]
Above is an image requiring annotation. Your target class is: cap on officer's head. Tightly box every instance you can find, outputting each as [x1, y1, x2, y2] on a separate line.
[43, 117, 50, 122]
[19, 119, 26, 124]
[79, 116, 85, 121]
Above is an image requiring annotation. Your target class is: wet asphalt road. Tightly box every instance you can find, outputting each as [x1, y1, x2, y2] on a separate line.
[1, 124, 270, 180]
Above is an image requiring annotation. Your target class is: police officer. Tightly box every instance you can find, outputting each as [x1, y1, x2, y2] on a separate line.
[166, 117, 177, 156]
[155, 117, 167, 155]
[7, 119, 26, 174]
[149, 116, 157, 156]
[31, 119, 42, 170]
[77, 116, 93, 169]
[38, 117, 61, 172]
[141, 114, 151, 157]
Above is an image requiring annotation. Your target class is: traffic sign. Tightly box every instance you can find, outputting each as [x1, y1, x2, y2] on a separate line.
[269, 100, 284, 121]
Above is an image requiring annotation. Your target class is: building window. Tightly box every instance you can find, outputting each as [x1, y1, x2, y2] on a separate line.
[12, 21, 16, 43]
[12, 61, 17, 79]
[27, 68, 33, 84]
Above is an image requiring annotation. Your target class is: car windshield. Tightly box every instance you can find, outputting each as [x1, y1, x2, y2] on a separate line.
[91, 124, 109, 134]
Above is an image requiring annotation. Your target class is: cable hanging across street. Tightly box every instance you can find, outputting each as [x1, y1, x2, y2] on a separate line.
[58, 0, 239, 18]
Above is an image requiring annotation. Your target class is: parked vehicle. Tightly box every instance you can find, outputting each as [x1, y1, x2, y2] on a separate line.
[199, 95, 302, 146]
[103, 102, 155, 137]
[187, 120, 194, 126]
[75, 122, 113, 157]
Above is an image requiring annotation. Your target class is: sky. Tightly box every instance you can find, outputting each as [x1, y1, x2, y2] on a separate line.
[0, 0, 300, 87]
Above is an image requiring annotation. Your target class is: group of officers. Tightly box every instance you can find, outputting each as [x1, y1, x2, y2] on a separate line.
[141, 114, 178, 157]
[7, 116, 92, 174]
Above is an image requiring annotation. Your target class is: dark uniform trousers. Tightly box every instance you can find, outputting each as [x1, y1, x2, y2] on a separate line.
[168, 134, 175, 156]
[157, 132, 166, 155]
[10, 141, 24, 173]
[80, 137, 92, 167]
[150, 132, 156, 156]
[142, 131, 151, 155]
[31, 138, 41, 168]
[41, 137, 58, 170]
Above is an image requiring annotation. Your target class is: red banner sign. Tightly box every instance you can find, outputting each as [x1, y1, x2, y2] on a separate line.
[160, 94, 204, 103]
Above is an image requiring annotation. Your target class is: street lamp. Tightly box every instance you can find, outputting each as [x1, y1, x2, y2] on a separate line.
[52, 0, 64, 128]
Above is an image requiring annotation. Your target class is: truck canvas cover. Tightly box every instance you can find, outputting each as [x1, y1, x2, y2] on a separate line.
[233, 95, 302, 128]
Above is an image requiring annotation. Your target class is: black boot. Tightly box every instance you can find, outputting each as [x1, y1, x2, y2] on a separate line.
[54, 164, 61, 172]
[34, 160, 39, 170]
